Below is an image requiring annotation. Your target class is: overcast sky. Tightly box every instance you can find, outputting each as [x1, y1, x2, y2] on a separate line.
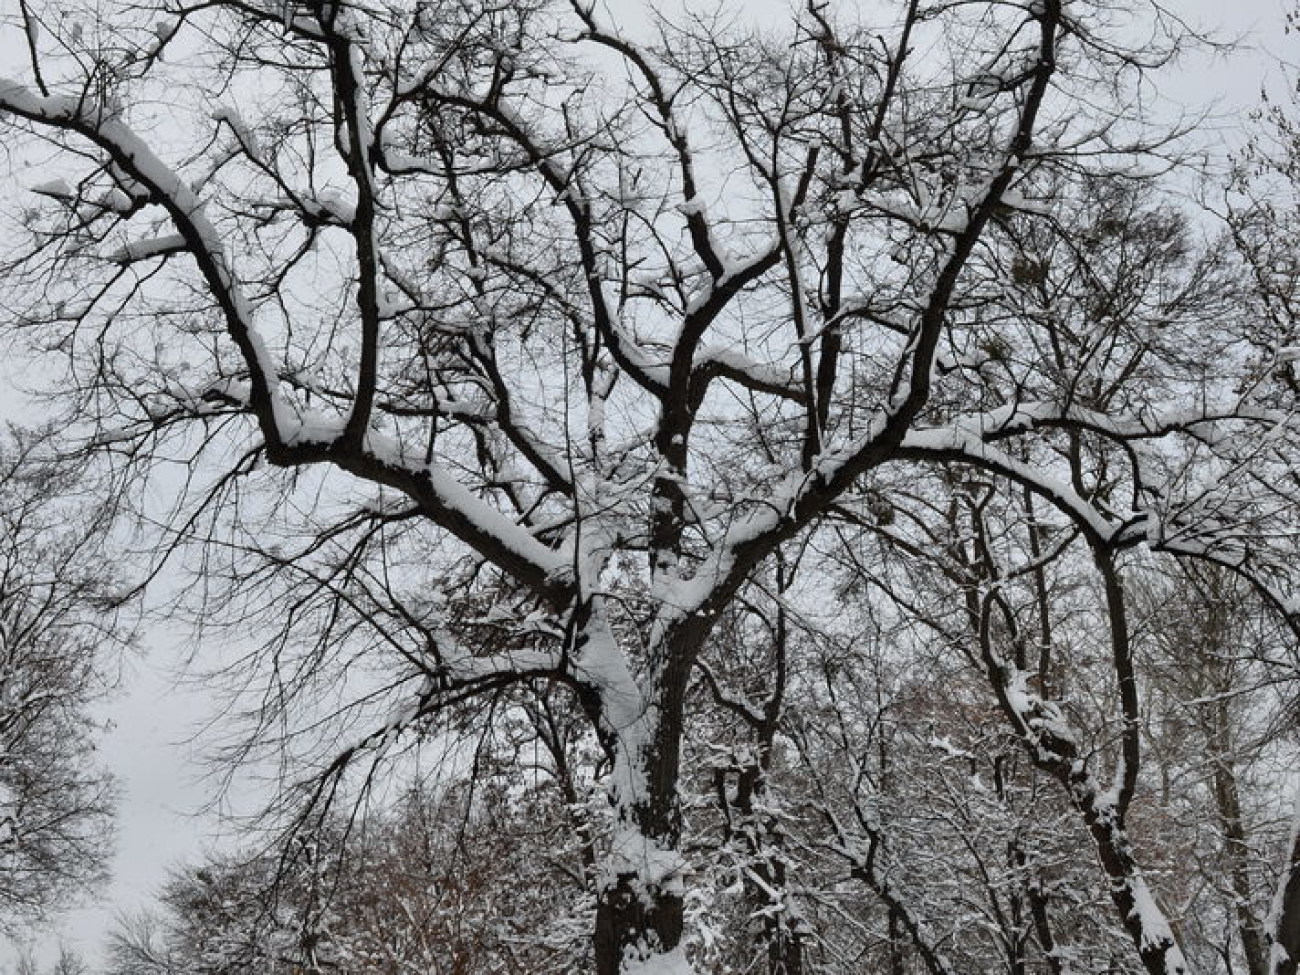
[0, 0, 1293, 969]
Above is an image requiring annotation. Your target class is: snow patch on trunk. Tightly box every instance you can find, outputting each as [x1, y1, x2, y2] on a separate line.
[623, 946, 694, 974]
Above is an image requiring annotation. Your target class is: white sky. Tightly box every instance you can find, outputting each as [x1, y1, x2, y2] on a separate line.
[0, 0, 1292, 969]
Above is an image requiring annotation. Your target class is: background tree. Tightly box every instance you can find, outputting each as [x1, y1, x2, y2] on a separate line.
[0, 430, 124, 933]
[108, 773, 591, 975]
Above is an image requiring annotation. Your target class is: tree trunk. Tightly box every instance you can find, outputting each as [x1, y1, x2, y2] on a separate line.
[1271, 814, 1300, 975]
[729, 770, 807, 975]
[592, 657, 692, 973]
[1207, 700, 1267, 975]
[594, 870, 686, 974]
[1075, 790, 1188, 975]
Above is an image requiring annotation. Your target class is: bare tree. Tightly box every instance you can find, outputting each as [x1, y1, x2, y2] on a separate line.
[3, 0, 1299, 971]
[0, 431, 123, 930]
[1130, 566, 1288, 975]
[107, 772, 591, 974]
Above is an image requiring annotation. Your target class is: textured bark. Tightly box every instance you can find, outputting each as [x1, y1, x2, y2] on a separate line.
[594, 878, 686, 975]
[593, 619, 701, 973]
[1273, 824, 1300, 975]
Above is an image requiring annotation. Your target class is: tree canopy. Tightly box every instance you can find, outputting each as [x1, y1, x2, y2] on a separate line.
[3, 1, 1300, 973]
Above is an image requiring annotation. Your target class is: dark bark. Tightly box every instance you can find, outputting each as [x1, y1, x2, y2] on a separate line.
[1025, 870, 1063, 975]
[593, 616, 709, 972]
[724, 761, 808, 975]
[1273, 825, 1300, 975]
[595, 877, 686, 975]
[888, 906, 908, 975]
